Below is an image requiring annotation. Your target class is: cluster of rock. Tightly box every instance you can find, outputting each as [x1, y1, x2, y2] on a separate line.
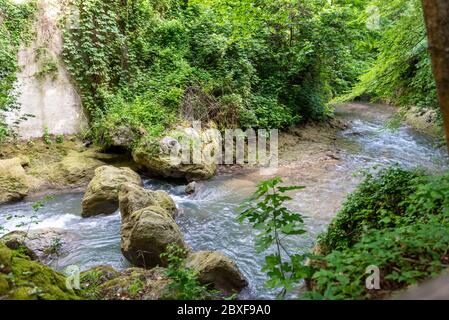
[80, 165, 247, 297]
[0, 151, 245, 299]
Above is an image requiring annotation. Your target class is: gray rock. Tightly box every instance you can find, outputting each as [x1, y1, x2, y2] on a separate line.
[82, 166, 142, 217]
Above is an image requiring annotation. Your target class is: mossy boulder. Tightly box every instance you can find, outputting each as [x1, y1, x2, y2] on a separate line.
[57, 150, 106, 186]
[132, 126, 220, 181]
[80, 265, 121, 299]
[80, 265, 172, 300]
[0, 157, 33, 204]
[100, 125, 140, 152]
[185, 251, 248, 294]
[1, 229, 73, 265]
[119, 182, 184, 268]
[119, 183, 177, 220]
[93, 267, 171, 300]
[82, 166, 143, 217]
[0, 243, 81, 300]
[121, 206, 187, 269]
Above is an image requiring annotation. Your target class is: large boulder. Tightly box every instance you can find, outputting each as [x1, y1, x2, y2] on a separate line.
[0, 157, 32, 204]
[0, 243, 81, 300]
[82, 166, 142, 217]
[185, 251, 248, 294]
[132, 125, 220, 181]
[118, 183, 177, 220]
[185, 181, 197, 195]
[0, 229, 73, 266]
[120, 206, 187, 269]
[119, 183, 184, 268]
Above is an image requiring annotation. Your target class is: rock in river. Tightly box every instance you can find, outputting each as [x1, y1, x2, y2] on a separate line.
[119, 184, 186, 268]
[82, 166, 142, 217]
[0, 243, 81, 300]
[185, 251, 248, 294]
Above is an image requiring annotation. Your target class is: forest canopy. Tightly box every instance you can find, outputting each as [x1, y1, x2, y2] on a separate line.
[0, 0, 440, 144]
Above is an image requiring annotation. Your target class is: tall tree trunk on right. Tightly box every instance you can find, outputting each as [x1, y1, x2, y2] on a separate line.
[422, 0, 449, 153]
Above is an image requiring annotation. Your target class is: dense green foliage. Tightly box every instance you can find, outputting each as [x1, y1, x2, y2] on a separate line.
[61, 0, 370, 149]
[308, 219, 449, 300]
[243, 169, 449, 300]
[344, 0, 439, 115]
[318, 166, 426, 252]
[308, 167, 449, 300]
[238, 177, 312, 297]
[0, 0, 36, 142]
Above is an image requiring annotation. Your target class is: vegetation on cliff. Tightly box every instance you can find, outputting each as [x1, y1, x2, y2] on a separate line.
[0, 0, 36, 142]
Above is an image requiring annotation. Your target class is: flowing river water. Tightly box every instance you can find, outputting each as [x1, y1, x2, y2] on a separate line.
[1, 103, 448, 299]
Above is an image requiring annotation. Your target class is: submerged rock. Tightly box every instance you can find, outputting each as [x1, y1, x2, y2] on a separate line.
[82, 166, 142, 217]
[0, 157, 34, 204]
[0, 229, 73, 265]
[101, 125, 139, 151]
[0, 243, 81, 300]
[185, 181, 197, 195]
[185, 251, 248, 294]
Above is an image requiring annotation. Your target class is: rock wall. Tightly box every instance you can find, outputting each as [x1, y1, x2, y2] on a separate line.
[5, 0, 87, 139]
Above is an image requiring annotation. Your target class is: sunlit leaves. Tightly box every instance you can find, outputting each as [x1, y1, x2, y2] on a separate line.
[238, 177, 310, 297]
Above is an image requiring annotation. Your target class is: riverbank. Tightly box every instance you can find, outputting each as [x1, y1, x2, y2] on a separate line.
[0, 114, 347, 205]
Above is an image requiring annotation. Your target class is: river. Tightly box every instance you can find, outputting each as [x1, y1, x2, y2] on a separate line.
[0, 103, 447, 299]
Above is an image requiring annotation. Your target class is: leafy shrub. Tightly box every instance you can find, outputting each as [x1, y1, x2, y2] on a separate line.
[238, 177, 313, 297]
[310, 166, 449, 300]
[407, 171, 449, 218]
[318, 166, 425, 253]
[307, 219, 449, 300]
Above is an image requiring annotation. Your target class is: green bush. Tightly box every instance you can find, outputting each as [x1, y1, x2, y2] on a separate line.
[307, 219, 449, 300]
[318, 166, 426, 253]
[310, 166, 449, 300]
[0, 0, 36, 142]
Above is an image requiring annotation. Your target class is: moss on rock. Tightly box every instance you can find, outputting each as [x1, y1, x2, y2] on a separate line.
[0, 243, 81, 300]
[0, 157, 32, 204]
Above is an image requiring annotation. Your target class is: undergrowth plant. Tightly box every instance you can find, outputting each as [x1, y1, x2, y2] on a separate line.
[238, 177, 313, 298]
[160, 244, 213, 300]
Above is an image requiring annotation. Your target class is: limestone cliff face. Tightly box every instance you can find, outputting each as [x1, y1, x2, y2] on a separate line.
[5, 0, 87, 139]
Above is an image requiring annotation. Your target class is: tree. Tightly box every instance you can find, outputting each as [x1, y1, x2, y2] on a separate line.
[422, 0, 449, 153]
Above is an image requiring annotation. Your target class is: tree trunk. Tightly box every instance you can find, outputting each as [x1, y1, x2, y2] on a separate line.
[422, 0, 449, 153]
